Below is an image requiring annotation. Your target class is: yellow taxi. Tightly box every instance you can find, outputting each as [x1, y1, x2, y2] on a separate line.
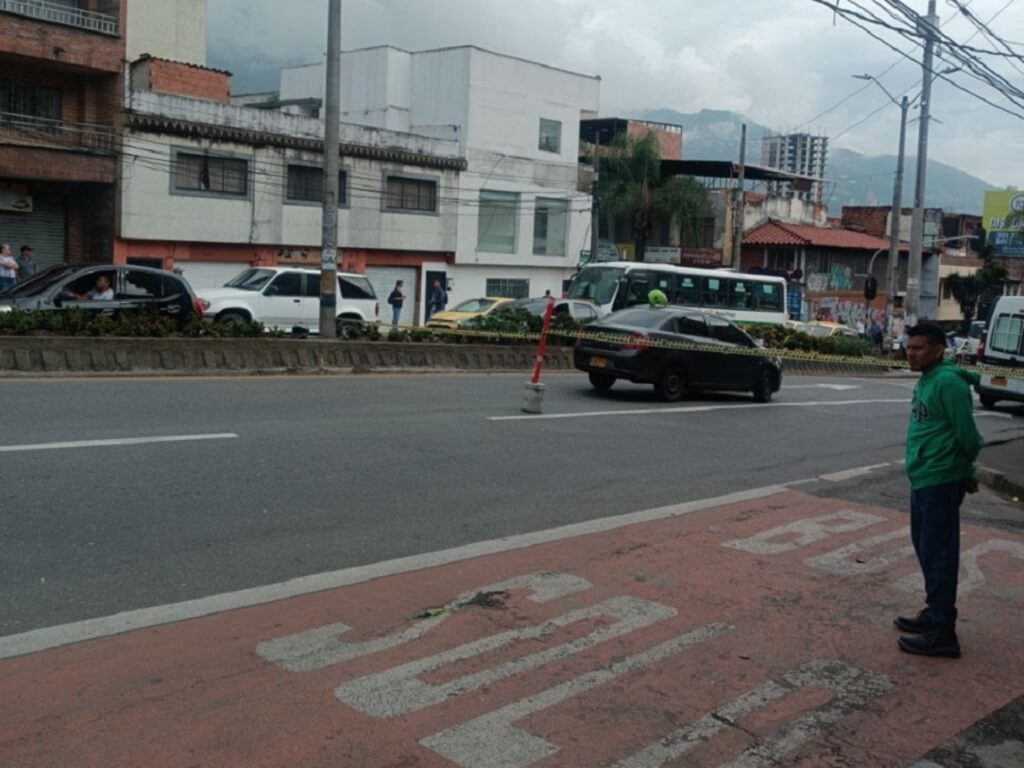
[424, 297, 514, 329]
[789, 321, 860, 339]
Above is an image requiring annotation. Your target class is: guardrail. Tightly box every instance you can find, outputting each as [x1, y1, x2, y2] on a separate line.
[0, 0, 118, 35]
[0, 111, 114, 153]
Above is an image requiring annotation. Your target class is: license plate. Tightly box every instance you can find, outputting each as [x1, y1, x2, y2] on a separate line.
[992, 376, 1008, 387]
[590, 356, 608, 368]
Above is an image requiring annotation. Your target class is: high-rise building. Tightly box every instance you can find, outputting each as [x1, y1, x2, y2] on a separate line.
[760, 133, 828, 204]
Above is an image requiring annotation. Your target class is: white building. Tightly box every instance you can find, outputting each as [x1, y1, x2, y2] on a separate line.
[760, 133, 828, 205]
[279, 45, 601, 303]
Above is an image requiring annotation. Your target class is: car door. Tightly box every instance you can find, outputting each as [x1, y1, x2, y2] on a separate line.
[121, 268, 183, 320]
[672, 314, 718, 388]
[259, 271, 307, 330]
[706, 316, 759, 390]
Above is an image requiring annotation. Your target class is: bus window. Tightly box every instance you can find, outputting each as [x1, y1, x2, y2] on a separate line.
[675, 275, 701, 307]
[754, 282, 783, 311]
[625, 275, 650, 306]
[729, 280, 753, 309]
[703, 276, 728, 307]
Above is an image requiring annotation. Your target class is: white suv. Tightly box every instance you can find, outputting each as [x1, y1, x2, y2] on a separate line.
[198, 267, 379, 333]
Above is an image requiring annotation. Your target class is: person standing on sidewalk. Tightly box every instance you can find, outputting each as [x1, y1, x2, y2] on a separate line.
[895, 323, 983, 659]
[16, 245, 36, 282]
[0, 243, 18, 291]
[387, 279, 405, 329]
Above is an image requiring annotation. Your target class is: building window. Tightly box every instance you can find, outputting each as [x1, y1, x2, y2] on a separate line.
[539, 119, 562, 153]
[385, 175, 437, 212]
[0, 79, 62, 129]
[174, 152, 248, 196]
[533, 198, 568, 255]
[286, 165, 347, 205]
[486, 278, 530, 299]
[478, 191, 519, 253]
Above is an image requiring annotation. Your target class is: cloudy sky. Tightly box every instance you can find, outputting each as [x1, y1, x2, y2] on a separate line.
[207, 0, 1024, 186]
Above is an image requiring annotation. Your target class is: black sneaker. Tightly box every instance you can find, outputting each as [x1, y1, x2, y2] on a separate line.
[893, 609, 932, 634]
[898, 628, 961, 658]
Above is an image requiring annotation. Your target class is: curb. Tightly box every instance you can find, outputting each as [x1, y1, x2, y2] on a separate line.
[977, 465, 1024, 501]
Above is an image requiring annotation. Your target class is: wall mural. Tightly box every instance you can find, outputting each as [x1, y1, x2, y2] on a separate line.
[812, 297, 885, 327]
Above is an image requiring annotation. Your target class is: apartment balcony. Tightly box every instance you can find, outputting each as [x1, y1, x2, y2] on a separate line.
[0, 111, 113, 152]
[0, 111, 115, 183]
[0, 0, 118, 35]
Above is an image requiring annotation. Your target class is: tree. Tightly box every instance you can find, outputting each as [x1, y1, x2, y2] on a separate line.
[946, 245, 1007, 334]
[600, 132, 709, 262]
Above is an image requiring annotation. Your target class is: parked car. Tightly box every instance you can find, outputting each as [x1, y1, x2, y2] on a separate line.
[197, 267, 378, 333]
[950, 320, 986, 362]
[0, 264, 202, 326]
[425, 297, 514, 330]
[975, 296, 1024, 408]
[575, 307, 783, 402]
[789, 321, 859, 339]
[496, 297, 602, 323]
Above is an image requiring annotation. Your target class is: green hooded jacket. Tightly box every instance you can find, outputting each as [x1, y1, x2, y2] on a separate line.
[905, 359, 983, 490]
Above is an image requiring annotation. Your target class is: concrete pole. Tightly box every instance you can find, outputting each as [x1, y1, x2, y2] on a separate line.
[319, 0, 342, 338]
[906, 0, 938, 322]
[885, 96, 909, 338]
[590, 133, 600, 264]
[730, 124, 747, 268]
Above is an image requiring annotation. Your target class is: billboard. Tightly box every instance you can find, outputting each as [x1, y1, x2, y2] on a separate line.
[983, 190, 1024, 257]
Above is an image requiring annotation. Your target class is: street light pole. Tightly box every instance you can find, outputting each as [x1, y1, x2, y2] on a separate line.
[319, 0, 342, 338]
[907, 0, 938, 321]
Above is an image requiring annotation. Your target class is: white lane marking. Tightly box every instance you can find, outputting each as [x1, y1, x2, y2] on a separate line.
[0, 433, 239, 454]
[0, 485, 786, 660]
[807, 528, 914, 576]
[419, 623, 731, 768]
[819, 462, 892, 482]
[489, 399, 910, 422]
[976, 411, 1013, 419]
[784, 384, 860, 391]
[723, 511, 886, 556]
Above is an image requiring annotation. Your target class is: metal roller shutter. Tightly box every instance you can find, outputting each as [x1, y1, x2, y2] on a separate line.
[0, 192, 66, 270]
[365, 266, 418, 327]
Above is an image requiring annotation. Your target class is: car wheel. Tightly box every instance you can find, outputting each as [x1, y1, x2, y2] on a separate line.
[217, 310, 249, 328]
[336, 316, 363, 338]
[979, 393, 998, 409]
[753, 369, 774, 403]
[655, 367, 687, 402]
[588, 371, 615, 392]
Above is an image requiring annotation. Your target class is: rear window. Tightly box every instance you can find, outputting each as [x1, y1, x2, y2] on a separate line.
[339, 276, 376, 300]
[989, 314, 1024, 354]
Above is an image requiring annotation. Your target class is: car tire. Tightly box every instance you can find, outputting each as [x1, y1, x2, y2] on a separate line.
[216, 310, 249, 328]
[336, 316, 363, 338]
[979, 393, 998, 409]
[588, 371, 615, 392]
[655, 367, 687, 402]
[753, 369, 774, 403]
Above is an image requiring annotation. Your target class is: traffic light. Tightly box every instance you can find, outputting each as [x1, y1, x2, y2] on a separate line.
[864, 275, 878, 301]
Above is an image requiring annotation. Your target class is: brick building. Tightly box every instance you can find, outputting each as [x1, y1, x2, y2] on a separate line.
[0, 0, 125, 268]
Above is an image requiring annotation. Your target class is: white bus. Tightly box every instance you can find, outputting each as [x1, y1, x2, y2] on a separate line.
[566, 262, 789, 325]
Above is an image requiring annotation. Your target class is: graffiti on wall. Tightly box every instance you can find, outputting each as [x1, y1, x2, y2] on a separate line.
[829, 265, 854, 291]
[807, 273, 829, 292]
[812, 297, 885, 327]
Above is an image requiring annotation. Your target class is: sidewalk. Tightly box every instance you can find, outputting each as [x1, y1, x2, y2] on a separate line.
[2, 487, 1023, 767]
[977, 436, 1024, 500]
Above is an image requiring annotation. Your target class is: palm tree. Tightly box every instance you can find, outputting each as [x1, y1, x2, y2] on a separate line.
[600, 132, 709, 262]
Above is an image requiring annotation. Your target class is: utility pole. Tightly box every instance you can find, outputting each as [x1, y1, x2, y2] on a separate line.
[590, 133, 600, 265]
[730, 123, 747, 268]
[319, 0, 342, 338]
[886, 95, 909, 338]
[906, 0, 938, 322]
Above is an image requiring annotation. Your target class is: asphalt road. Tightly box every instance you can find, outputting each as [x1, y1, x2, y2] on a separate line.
[2, 371, 1022, 636]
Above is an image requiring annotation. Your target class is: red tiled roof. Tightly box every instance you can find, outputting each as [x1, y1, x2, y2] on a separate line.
[744, 220, 908, 252]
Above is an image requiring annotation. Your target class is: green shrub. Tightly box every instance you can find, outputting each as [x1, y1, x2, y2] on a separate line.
[741, 323, 873, 358]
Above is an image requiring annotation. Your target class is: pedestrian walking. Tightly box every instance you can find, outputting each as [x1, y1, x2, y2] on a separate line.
[15, 245, 35, 282]
[0, 243, 18, 292]
[427, 280, 447, 320]
[387, 279, 405, 328]
[895, 323, 982, 659]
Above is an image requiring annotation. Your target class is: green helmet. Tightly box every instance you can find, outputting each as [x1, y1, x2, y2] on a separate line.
[647, 288, 668, 307]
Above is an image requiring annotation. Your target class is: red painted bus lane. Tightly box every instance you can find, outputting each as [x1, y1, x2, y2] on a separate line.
[2, 490, 1022, 767]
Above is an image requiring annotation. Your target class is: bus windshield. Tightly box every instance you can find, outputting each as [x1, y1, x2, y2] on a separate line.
[567, 266, 624, 305]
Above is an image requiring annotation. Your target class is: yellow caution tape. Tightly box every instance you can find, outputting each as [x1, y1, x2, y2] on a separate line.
[355, 320, 1024, 379]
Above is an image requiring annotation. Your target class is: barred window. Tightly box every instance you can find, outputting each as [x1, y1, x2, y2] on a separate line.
[174, 153, 248, 196]
[485, 278, 530, 299]
[286, 165, 347, 205]
[385, 176, 437, 212]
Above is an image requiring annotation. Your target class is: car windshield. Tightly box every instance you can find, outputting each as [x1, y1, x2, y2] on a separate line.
[1, 265, 75, 298]
[598, 308, 676, 329]
[225, 269, 276, 291]
[968, 322, 986, 339]
[567, 267, 624, 305]
[451, 298, 497, 313]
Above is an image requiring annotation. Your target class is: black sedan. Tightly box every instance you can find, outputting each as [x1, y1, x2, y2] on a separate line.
[574, 307, 783, 402]
[0, 264, 202, 326]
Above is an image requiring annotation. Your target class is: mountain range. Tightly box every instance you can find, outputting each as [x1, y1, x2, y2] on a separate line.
[638, 108, 997, 217]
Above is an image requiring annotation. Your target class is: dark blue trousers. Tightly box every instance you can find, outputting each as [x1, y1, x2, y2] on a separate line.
[910, 481, 965, 628]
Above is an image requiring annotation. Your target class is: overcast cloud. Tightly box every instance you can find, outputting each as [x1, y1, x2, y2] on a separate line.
[207, 0, 1024, 186]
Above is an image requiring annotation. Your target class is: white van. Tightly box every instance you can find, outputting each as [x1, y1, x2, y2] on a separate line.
[976, 295, 1024, 408]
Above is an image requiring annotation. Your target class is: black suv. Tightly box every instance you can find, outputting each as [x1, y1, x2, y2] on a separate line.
[0, 264, 202, 326]
[575, 307, 783, 402]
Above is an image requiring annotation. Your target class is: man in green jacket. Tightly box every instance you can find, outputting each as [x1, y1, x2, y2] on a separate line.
[896, 323, 983, 658]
